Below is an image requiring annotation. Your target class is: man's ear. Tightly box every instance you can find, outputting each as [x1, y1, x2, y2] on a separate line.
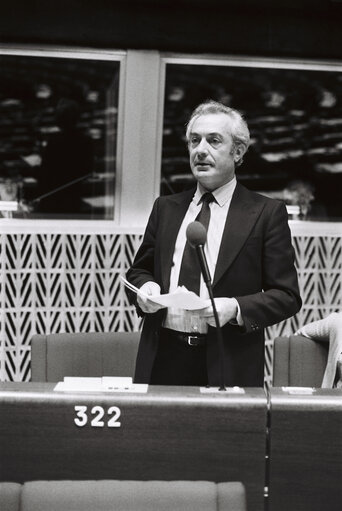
[234, 144, 245, 163]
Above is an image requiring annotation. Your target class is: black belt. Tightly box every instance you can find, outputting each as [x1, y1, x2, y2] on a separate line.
[160, 328, 207, 347]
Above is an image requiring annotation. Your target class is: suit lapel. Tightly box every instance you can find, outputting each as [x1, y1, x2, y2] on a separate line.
[213, 183, 265, 287]
[160, 188, 195, 292]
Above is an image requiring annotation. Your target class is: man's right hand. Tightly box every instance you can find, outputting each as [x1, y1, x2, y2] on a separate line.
[137, 281, 165, 314]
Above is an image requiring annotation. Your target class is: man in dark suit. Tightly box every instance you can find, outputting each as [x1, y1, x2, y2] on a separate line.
[127, 100, 301, 387]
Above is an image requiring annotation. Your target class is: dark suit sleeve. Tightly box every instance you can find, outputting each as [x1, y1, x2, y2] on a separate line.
[126, 198, 160, 309]
[236, 201, 301, 333]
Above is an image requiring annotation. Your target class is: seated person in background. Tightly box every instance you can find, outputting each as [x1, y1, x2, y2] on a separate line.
[127, 100, 302, 388]
[35, 98, 93, 214]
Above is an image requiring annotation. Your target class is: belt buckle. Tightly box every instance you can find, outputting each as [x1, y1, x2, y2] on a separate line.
[187, 335, 199, 346]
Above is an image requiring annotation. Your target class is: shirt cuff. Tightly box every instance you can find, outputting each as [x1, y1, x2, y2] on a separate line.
[230, 298, 244, 326]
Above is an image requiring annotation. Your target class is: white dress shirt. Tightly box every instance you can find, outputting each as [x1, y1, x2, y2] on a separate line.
[164, 177, 239, 334]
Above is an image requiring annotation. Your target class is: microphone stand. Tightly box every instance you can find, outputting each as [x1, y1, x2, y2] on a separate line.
[196, 244, 226, 391]
[30, 172, 93, 206]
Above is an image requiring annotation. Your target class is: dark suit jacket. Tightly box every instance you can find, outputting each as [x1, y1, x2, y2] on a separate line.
[127, 182, 301, 387]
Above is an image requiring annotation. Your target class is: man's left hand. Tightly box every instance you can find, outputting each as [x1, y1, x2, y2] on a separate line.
[202, 297, 238, 327]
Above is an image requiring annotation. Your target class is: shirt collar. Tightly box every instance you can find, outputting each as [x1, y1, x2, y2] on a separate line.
[194, 177, 237, 207]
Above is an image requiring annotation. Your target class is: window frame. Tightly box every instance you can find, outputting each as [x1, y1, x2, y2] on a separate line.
[160, 52, 342, 230]
[0, 47, 341, 235]
[0, 45, 126, 231]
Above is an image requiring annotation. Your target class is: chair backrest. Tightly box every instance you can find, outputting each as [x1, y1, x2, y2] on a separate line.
[0, 480, 247, 511]
[30, 331, 140, 382]
[272, 335, 328, 387]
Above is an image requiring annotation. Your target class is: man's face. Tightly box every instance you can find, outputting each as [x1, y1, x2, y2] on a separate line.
[188, 113, 242, 191]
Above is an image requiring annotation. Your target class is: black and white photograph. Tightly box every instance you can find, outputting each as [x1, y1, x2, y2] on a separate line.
[0, 2, 341, 510]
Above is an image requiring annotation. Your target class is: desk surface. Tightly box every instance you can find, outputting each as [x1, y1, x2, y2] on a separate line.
[0, 383, 267, 511]
[270, 386, 342, 406]
[0, 381, 265, 400]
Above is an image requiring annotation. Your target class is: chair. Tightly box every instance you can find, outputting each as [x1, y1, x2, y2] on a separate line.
[30, 331, 140, 382]
[272, 335, 328, 387]
[0, 480, 247, 511]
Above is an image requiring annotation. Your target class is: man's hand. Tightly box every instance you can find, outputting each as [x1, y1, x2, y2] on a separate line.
[202, 297, 238, 327]
[137, 281, 165, 314]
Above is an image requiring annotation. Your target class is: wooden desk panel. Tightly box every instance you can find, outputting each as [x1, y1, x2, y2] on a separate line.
[0, 383, 267, 511]
[268, 388, 342, 511]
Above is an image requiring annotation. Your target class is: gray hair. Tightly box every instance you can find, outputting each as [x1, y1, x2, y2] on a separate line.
[185, 100, 250, 166]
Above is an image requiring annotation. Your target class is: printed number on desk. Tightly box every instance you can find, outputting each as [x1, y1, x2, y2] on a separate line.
[74, 405, 121, 428]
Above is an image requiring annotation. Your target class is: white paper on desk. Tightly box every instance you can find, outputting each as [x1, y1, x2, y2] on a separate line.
[120, 276, 207, 310]
[54, 377, 102, 392]
[54, 376, 148, 393]
[282, 386, 316, 394]
[102, 377, 132, 387]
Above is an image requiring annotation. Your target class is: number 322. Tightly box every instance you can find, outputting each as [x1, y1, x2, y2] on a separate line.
[74, 405, 121, 428]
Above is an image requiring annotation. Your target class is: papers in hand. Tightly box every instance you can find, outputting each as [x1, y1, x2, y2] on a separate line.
[121, 276, 207, 310]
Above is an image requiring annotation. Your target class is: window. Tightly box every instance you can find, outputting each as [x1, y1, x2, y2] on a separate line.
[161, 58, 342, 220]
[0, 49, 122, 219]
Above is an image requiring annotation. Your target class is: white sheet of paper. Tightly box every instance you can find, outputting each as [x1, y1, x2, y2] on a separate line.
[54, 376, 148, 393]
[120, 276, 207, 310]
[148, 288, 207, 310]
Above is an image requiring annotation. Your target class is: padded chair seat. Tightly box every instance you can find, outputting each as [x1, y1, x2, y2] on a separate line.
[30, 331, 140, 382]
[0, 482, 21, 511]
[272, 335, 328, 387]
[0, 480, 247, 511]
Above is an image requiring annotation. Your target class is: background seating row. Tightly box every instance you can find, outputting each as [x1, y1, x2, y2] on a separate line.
[0, 480, 246, 511]
[31, 331, 329, 387]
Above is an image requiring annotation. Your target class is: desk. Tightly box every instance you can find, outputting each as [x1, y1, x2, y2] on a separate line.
[268, 388, 342, 511]
[0, 383, 267, 511]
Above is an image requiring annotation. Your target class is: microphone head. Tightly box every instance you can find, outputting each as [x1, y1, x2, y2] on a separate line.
[186, 221, 207, 247]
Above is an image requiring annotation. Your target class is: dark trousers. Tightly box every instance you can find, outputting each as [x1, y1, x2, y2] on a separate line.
[150, 328, 208, 386]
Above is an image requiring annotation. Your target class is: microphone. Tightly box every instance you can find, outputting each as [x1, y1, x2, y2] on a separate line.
[186, 221, 226, 391]
[186, 222, 211, 286]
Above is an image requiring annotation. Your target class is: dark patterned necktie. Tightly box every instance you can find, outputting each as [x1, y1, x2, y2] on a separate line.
[178, 192, 215, 295]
